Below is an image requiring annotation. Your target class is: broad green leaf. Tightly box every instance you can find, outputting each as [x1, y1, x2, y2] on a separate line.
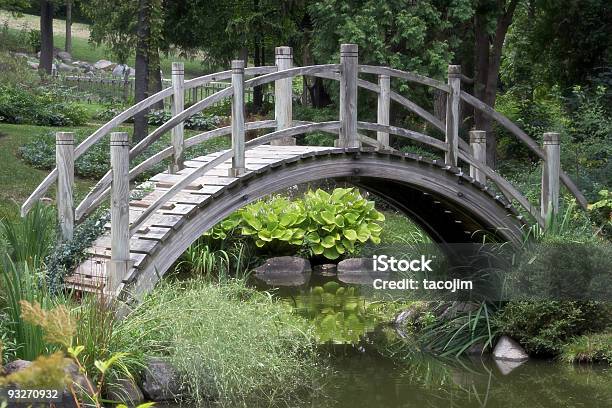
[343, 229, 357, 240]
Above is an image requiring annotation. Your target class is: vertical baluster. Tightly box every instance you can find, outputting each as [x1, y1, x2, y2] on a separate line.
[272, 46, 295, 146]
[377, 74, 390, 148]
[229, 60, 246, 176]
[541, 132, 560, 221]
[56, 132, 74, 241]
[339, 43, 359, 148]
[108, 132, 131, 292]
[445, 65, 461, 166]
[469, 130, 487, 184]
[169, 62, 185, 173]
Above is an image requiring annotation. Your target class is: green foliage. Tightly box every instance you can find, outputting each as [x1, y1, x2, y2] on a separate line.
[26, 28, 40, 53]
[560, 332, 612, 365]
[19, 128, 230, 180]
[0, 203, 55, 265]
[175, 240, 255, 282]
[0, 84, 87, 127]
[419, 302, 497, 357]
[495, 301, 611, 356]
[207, 188, 385, 260]
[588, 189, 612, 238]
[116, 280, 324, 406]
[147, 109, 224, 130]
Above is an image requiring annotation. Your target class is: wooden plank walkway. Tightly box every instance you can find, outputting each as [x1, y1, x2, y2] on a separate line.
[65, 145, 332, 293]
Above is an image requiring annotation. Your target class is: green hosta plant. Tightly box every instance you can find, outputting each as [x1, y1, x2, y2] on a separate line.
[206, 188, 385, 260]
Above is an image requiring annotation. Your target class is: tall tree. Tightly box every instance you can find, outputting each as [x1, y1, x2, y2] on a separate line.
[39, 0, 54, 74]
[64, 0, 71, 53]
[472, 0, 520, 166]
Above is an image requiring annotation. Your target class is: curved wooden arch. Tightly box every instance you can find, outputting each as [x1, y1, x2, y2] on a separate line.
[118, 149, 524, 301]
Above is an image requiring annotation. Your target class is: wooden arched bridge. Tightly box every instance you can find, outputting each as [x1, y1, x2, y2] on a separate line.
[22, 44, 587, 301]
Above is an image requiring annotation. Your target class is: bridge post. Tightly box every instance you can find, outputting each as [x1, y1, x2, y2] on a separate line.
[56, 132, 74, 241]
[469, 130, 487, 184]
[169, 62, 185, 174]
[108, 132, 131, 292]
[272, 46, 295, 146]
[339, 43, 359, 148]
[229, 60, 246, 176]
[377, 74, 390, 148]
[445, 65, 461, 166]
[541, 132, 560, 221]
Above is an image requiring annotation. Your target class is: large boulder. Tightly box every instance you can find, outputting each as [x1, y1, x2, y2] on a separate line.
[337, 257, 390, 285]
[493, 336, 529, 362]
[106, 377, 144, 406]
[140, 358, 182, 401]
[57, 51, 72, 63]
[2, 359, 32, 375]
[337, 257, 374, 273]
[255, 256, 311, 275]
[57, 62, 76, 72]
[94, 59, 116, 70]
[112, 64, 132, 77]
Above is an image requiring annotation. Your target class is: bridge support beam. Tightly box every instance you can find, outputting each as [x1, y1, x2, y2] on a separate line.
[272, 46, 295, 146]
[108, 132, 131, 293]
[445, 65, 461, 166]
[541, 132, 560, 222]
[56, 132, 74, 241]
[230, 60, 246, 176]
[169, 62, 185, 174]
[377, 74, 390, 148]
[469, 130, 487, 184]
[338, 43, 359, 148]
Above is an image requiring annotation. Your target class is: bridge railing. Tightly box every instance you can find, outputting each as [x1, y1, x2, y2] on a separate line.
[26, 44, 584, 273]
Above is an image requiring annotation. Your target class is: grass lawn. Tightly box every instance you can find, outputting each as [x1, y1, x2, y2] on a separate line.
[0, 123, 96, 220]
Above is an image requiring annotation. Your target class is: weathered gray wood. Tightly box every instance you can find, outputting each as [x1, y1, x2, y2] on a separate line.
[357, 122, 447, 152]
[541, 132, 560, 220]
[377, 74, 390, 147]
[340, 44, 359, 148]
[245, 65, 340, 89]
[230, 60, 246, 176]
[169, 62, 185, 173]
[469, 130, 486, 184]
[272, 46, 295, 146]
[445, 65, 461, 166]
[56, 132, 74, 241]
[108, 132, 131, 291]
[460, 91, 587, 209]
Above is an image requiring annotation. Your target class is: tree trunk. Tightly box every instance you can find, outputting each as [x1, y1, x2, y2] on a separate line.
[39, 0, 54, 75]
[253, 43, 263, 112]
[134, 0, 151, 143]
[473, 0, 518, 168]
[149, 48, 164, 110]
[65, 0, 72, 53]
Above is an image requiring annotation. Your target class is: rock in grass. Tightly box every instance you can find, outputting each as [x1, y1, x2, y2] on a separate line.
[106, 377, 144, 406]
[2, 359, 32, 375]
[57, 51, 72, 63]
[141, 358, 182, 401]
[493, 335, 529, 361]
[255, 256, 311, 275]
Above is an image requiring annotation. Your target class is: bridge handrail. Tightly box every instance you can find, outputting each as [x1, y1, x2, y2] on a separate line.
[459, 91, 587, 208]
[20, 67, 276, 217]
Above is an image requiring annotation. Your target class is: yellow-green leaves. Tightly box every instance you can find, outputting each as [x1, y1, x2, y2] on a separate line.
[206, 188, 385, 260]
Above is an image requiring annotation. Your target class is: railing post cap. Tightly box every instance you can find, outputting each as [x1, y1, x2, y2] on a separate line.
[543, 132, 560, 144]
[56, 131, 74, 143]
[469, 130, 486, 143]
[172, 61, 184, 72]
[110, 132, 129, 144]
[231, 60, 245, 71]
[448, 65, 461, 76]
[275, 46, 292, 57]
[340, 43, 358, 56]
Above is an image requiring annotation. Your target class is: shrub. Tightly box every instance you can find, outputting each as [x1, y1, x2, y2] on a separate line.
[494, 300, 611, 356]
[0, 84, 87, 126]
[560, 332, 612, 365]
[115, 280, 324, 406]
[207, 188, 385, 260]
[147, 109, 225, 130]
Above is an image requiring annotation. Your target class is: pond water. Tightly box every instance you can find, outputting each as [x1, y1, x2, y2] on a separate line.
[251, 272, 612, 408]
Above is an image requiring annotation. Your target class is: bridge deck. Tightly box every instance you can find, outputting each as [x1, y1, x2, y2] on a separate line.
[65, 145, 333, 293]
